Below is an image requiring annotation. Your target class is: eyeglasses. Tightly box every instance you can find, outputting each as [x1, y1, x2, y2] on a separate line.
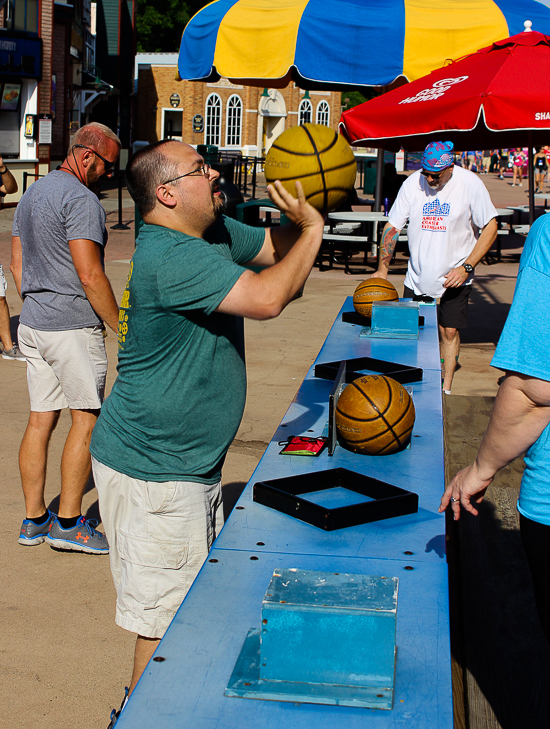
[420, 169, 446, 181]
[73, 144, 116, 173]
[162, 163, 211, 186]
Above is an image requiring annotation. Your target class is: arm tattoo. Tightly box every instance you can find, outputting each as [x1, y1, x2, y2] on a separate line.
[380, 226, 399, 268]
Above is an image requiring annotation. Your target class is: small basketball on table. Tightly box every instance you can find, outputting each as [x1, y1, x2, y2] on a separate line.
[335, 375, 415, 455]
[264, 123, 357, 214]
[353, 278, 399, 318]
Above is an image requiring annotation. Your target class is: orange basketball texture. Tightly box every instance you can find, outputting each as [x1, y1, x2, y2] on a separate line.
[353, 278, 399, 317]
[264, 124, 357, 213]
[335, 375, 416, 455]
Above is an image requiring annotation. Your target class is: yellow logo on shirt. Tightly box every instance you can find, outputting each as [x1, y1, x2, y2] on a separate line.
[118, 261, 133, 349]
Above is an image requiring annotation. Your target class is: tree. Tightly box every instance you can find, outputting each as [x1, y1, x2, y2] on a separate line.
[341, 88, 386, 111]
[136, 0, 209, 53]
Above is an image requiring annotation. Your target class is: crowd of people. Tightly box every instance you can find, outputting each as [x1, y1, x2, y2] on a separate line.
[459, 147, 550, 192]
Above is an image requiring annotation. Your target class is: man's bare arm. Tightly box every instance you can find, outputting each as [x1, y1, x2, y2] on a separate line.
[439, 372, 550, 520]
[245, 223, 301, 269]
[10, 236, 23, 297]
[68, 239, 119, 332]
[443, 217, 498, 288]
[216, 181, 324, 320]
[370, 222, 400, 279]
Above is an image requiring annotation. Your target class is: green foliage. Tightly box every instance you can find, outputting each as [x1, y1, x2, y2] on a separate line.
[136, 0, 209, 53]
[341, 88, 385, 111]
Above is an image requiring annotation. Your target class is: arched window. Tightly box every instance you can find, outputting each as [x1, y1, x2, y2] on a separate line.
[205, 93, 222, 146]
[299, 99, 312, 126]
[316, 100, 330, 126]
[226, 94, 242, 147]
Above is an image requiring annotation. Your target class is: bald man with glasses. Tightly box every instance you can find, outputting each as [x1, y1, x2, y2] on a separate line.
[11, 122, 121, 555]
[372, 141, 498, 393]
[89, 139, 324, 719]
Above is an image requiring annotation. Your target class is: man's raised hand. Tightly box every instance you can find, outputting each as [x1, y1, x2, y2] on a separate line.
[267, 180, 324, 233]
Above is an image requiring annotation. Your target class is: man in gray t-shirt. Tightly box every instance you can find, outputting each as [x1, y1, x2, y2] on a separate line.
[11, 122, 121, 554]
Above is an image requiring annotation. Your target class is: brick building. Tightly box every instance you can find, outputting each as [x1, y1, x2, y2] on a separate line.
[135, 53, 341, 156]
[0, 0, 135, 204]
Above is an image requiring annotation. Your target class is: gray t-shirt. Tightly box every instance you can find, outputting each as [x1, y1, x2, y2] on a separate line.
[13, 170, 107, 331]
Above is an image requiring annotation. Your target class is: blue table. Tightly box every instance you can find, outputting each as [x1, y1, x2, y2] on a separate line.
[119, 298, 451, 728]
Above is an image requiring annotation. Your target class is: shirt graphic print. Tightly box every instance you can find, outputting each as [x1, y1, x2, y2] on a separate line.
[421, 198, 450, 232]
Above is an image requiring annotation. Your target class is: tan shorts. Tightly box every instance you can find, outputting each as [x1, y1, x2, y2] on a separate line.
[18, 323, 107, 411]
[92, 457, 224, 639]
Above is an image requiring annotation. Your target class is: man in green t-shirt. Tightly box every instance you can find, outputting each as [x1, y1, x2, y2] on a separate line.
[90, 139, 324, 710]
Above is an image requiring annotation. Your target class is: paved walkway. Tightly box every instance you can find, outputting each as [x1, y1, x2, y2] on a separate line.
[0, 169, 535, 728]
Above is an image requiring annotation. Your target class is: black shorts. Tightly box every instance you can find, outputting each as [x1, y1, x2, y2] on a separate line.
[403, 284, 471, 329]
[520, 514, 550, 646]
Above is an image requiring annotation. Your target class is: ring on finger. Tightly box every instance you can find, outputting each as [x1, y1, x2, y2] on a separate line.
[450, 497, 458, 503]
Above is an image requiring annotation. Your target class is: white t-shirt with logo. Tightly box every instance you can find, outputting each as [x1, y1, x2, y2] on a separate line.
[388, 166, 498, 298]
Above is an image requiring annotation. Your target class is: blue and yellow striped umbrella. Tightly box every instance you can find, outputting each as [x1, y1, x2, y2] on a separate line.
[179, 0, 550, 89]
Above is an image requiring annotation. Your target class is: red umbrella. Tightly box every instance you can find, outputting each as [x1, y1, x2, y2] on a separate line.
[339, 26, 550, 222]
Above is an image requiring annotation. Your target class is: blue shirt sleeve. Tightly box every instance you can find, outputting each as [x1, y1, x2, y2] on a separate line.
[491, 215, 550, 382]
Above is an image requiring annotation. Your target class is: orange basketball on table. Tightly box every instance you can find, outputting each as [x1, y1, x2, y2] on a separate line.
[264, 124, 357, 214]
[353, 278, 399, 318]
[335, 375, 415, 455]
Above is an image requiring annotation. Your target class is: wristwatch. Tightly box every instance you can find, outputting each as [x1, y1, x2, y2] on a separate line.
[462, 263, 474, 273]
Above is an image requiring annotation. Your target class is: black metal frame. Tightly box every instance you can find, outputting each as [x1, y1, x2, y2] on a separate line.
[315, 356, 423, 386]
[253, 467, 418, 531]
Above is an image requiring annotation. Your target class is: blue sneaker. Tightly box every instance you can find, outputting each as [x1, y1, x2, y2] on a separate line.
[19, 510, 56, 546]
[107, 687, 129, 728]
[45, 515, 109, 554]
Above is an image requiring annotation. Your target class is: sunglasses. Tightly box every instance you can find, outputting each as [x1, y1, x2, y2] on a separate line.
[420, 169, 447, 181]
[162, 163, 211, 186]
[73, 144, 116, 173]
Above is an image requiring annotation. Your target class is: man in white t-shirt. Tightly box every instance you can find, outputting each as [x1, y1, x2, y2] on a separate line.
[373, 141, 498, 393]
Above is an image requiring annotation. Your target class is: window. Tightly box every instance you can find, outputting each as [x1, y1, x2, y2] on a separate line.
[316, 100, 330, 126]
[226, 94, 242, 147]
[299, 99, 312, 126]
[205, 93, 221, 146]
[7, 0, 39, 34]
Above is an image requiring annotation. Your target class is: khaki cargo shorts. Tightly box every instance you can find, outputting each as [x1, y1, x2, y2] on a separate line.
[92, 457, 224, 639]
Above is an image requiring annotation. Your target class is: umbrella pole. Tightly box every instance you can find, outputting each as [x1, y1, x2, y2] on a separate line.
[528, 133, 535, 227]
[375, 148, 384, 211]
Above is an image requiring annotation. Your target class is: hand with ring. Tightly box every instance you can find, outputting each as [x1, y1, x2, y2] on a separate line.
[439, 461, 494, 521]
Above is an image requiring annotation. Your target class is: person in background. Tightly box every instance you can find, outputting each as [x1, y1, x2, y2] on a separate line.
[11, 122, 120, 554]
[499, 149, 509, 179]
[474, 150, 483, 173]
[371, 140, 498, 394]
[0, 157, 24, 361]
[534, 147, 548, 194]
[381, 162, 407, 208]
[511, 147, 526, 187]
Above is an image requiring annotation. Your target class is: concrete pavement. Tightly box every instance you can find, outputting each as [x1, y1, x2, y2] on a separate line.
[0, 169, 532, 728]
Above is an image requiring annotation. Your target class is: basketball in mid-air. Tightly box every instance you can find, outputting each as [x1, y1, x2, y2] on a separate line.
[335, 375, 415, 455]
[264, 124, 357, 214]
[353, 278, 399, 318]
